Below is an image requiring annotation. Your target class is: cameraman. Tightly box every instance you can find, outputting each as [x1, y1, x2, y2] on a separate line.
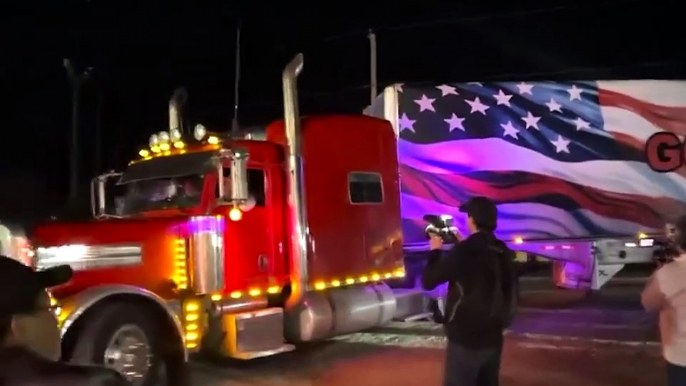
[422, 197, 516, 386]
[642, 215, 686, 385]
[653, 224, 679, 267]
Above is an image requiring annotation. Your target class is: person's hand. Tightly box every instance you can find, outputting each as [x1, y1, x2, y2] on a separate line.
[429, 235, 444, 250]
[449, 227, 463, 242]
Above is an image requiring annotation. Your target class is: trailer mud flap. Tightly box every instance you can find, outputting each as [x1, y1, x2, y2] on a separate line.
[552, 260, 593, 290]
[591, 263, 625, 290]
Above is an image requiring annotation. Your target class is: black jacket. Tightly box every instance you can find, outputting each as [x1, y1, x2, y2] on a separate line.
[0, 346, 130, 386]
[422, 231, 516, 349]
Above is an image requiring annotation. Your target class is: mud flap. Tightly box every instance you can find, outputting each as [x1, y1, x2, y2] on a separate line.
[552, 260, 593, 290]
[591, 263, 625, 290]
[552, 257, 625, 290]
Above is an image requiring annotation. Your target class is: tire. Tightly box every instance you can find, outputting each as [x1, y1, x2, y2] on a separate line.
[70, 302, 165, 386]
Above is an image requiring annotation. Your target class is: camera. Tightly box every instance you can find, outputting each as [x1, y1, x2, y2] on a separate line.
[423, 214, 459, 244]
[653, 238, 679, 265]
[651, 223, 680, 265]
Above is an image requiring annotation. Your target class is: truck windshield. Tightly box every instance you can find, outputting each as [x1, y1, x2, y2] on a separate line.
[119, 174, 204, 215]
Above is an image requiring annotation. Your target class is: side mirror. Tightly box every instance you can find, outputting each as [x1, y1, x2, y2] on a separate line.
[228, 148, 249, 203]
[90, 171, 123, 218]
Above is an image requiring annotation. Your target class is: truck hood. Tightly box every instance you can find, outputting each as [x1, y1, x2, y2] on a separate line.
[32, 217, 199, 299]
[33, 217, 188, 246]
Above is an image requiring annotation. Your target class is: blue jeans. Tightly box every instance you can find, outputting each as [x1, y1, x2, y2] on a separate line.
[667, 362, 686, 386]
[443, 342, 502, 386]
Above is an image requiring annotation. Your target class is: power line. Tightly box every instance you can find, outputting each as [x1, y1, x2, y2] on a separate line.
[196, 59, 682, 124]
[234, 59, 681, 116]
[478, 60, 682, 81]
[311, 0, 644, 44]
[294, 60, 682, 98]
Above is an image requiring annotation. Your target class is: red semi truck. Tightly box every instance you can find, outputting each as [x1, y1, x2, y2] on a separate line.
[28, 54, 423, 385]
[21, 53, 681, 385]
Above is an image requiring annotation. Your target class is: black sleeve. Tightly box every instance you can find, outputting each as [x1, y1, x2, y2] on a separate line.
[421, 243, 467, 291]
[500, 249, 517, 299]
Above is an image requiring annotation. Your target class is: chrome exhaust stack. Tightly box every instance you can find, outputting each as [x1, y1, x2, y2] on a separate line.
[281, 54, 308, 309]
[280, 54, 398, 343]
[169, 87, 188, 133]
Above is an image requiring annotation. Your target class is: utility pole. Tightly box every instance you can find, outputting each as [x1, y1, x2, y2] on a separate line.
[368, 29, 378, 104]
[63, 59, 92, 202]
[231, 20, 242, 136]
[94, 90, 103, 175]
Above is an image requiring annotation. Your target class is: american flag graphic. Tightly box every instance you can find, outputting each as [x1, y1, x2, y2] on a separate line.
[367, 80, 686, 248]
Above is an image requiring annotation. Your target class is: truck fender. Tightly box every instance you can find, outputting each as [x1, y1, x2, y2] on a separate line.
[58, 285, 187, 361]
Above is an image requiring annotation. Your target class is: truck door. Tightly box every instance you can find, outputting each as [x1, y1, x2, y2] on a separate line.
[216, 168, 275, 294]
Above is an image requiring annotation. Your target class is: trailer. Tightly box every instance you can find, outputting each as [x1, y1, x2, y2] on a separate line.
[365, 80, 686, 289]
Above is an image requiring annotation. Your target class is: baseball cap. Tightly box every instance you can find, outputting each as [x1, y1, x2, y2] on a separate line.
[0, 256, 73, 318]
[459, 196, 498, 230]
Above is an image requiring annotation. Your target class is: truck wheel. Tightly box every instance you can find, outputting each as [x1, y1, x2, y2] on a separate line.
[70, 302, 164, 386]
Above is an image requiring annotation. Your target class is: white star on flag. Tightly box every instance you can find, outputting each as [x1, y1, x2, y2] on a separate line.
[573, 117, 591, 131]
[493, 90, 512, 107]
[500, 121, 519, 139]
[465, 97, 489, 115]
[444, 114, 465, 132]
[567, 85, 583, 101]
[414, 94, 436, 112]
[516, 82, 534, 95]
[550, 135, 571, 153]
[398, 113, 416, 132]
[545, 98, 562, 113]
[436, 84, 458, 97]
[521, 112, 541, 130]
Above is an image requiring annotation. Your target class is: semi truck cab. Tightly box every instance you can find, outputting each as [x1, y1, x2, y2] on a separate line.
[29, 54, 424, 386]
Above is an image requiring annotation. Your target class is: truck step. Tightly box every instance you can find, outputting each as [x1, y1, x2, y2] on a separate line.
[227, 343, 296, 360]
[221, 307, 295, 360]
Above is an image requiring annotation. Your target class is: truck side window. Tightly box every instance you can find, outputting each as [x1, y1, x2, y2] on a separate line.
[219, 169, 266, 207]
[348, 172, 383, 204]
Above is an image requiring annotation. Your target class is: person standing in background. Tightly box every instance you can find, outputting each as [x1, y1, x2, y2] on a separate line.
[642, 215, 686, 385]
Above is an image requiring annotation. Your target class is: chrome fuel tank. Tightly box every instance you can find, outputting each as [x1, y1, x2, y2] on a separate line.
[283, 282, 396, 342]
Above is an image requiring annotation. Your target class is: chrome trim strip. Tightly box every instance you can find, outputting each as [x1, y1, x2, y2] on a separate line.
[35, 243, 143, 270]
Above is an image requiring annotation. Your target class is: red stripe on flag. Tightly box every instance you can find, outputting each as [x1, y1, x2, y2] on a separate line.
[599, 88, 686, 135]
[400, 163, 686, 229]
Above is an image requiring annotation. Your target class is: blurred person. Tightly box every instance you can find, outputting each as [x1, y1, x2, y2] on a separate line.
[0, 256, 129, 386]
[642, 215, 686, 385]
[422, 197, 517, 386]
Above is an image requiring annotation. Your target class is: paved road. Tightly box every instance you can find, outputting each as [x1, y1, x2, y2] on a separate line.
[190, 330, 663, 386]
[186, 276, 663, 386]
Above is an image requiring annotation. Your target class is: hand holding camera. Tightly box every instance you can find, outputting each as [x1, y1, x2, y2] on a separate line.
[424, 214, 462, 249]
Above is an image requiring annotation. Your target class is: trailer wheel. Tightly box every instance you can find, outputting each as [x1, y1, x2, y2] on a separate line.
[70, 302, 164, 386]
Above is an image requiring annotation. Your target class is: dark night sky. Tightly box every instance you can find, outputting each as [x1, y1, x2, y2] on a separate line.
[0, 0, 682, 205]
